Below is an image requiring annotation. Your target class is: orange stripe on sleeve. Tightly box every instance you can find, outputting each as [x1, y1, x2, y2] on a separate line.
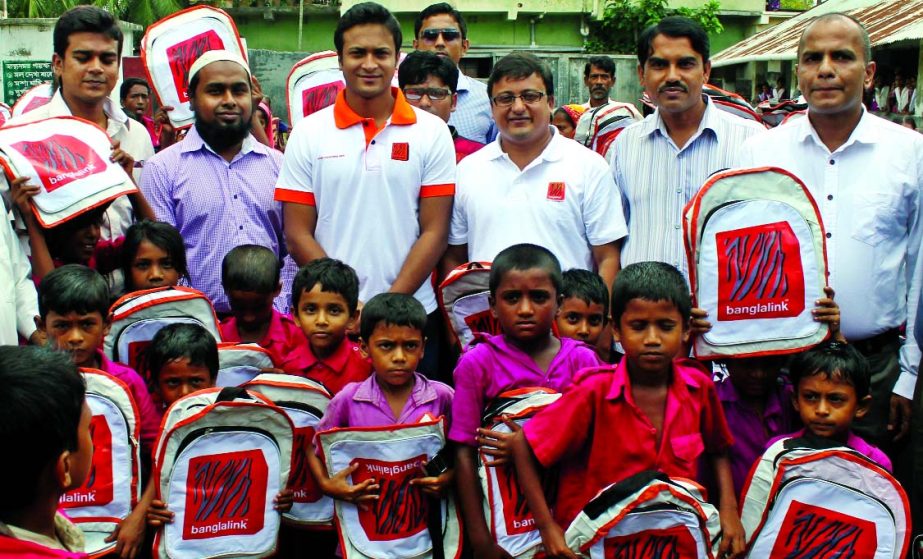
[420, 183, 455, 198]
[274, 189, 316, 205]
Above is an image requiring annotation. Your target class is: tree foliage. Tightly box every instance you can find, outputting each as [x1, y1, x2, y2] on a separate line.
[5, 0, 185, 27]
[586, 0, 724, 54]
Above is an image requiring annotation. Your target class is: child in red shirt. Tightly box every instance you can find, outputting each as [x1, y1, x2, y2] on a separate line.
[286, 258, 372, 394]
[219, 245, 307, 373]
[510, 262, 744, 558]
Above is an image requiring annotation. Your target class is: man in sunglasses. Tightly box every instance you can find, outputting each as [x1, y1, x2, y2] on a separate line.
[398, 51, 485, 163]
[413, 3, 497, 144]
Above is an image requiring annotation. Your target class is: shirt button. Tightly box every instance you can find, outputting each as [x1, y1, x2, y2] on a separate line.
[676, 188, 681, 194]
[829, 159, 835, 165]
[826, 232, 832, 238]
[674, 224, 680, 229]
[827, 194, 833, 200]
[233, 194, 238, 200]
[239, 225, 244, 231]
[371, 140, 376, 145]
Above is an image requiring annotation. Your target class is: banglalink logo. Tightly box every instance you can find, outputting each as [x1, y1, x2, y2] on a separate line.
[167, 30, 226, 103]
[11, 135, 107, 193]
[183, 449, 268, 539]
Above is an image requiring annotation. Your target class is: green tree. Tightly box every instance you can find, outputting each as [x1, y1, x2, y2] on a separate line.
[6, 0, 185, 28]
[586, 0, 723, 54]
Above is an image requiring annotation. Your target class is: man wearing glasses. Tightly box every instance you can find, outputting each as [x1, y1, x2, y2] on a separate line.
[443, 52, 626, 293]
[398, 50, 485, 162]
[413, 3, 497, 143]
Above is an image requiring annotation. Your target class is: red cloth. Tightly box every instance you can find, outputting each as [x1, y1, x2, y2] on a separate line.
[0, 535, 87, 559]
[284, 338, 372, 395]
[219, 310, 308, 375]
[453, 134, 485, 163]
[523, 357, 733, 527]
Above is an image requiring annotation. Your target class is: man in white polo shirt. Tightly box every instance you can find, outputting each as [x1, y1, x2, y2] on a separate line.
[443, 52, 626, 291]
[274, 2, 455, 375]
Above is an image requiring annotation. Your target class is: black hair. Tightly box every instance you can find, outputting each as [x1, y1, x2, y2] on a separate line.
[414, 2, 468, 40]
[0, 346, 84, 513]
[610, 262, 691, 324]
[44, 204, 110, 263]
[119, 77, 150, 101]
[561, 268, 609, 320]
[637, 16, 710, 67]
[799, 12, 871, 64]
[39, 264, 110, 319]
[53, 6, 123, 59]
[398, 50, 459, 92]
[584, 55, 615, 79]
[488, 52, 555, 99]
[147, 323, 219, 382]
[359, 292, 427, 342]
[789, 341, 871, 400]
[334, 2, 403, 55]
[291, 258, 360, 313]
[221, 245, 281, 294]
[489, 243, 563, 297]
[122, 220, 188, 290]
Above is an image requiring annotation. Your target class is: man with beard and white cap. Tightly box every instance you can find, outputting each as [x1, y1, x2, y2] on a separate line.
[140, 50, 285, 314]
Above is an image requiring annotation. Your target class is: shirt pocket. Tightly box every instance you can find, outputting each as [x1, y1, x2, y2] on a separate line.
[670, 433, 705, 466]
[851, 187, 903, 247]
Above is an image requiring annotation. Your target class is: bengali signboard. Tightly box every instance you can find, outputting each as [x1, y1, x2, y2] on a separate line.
[2, 60, 53, 106]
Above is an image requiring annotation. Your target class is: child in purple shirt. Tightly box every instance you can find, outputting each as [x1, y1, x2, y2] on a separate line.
[450, 244, 602, 558]
[308, 293, 455, 507]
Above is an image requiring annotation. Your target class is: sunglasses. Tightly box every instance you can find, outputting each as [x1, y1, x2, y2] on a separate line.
[420, 28, 462, 43]
[403, 87, 452, 101]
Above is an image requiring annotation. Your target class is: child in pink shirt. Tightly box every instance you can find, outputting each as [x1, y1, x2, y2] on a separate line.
[219, 245, 307, 373]
[450, 244, 602, 558]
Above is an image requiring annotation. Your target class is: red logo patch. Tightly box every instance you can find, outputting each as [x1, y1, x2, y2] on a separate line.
[547, 182, 566, 202]
[61, 415, 114, 509]
[301, 82, 345, 117]
[290, 426, 324, 503]
[127, 340, 153, 385]
[10, 136, 107, 193]
[22, 95, 51, 114]
[166, 30, 226, 103]
[463, 310, 503, 339]
[716, 221, 805, 321]
[352, 455, 428, 541]
[603, 525, 699, 559]
[183, 449, 268, 540]
[770, 500, 878, 558]
[391, 142, 409, 161]
[492, 464, 536, 535]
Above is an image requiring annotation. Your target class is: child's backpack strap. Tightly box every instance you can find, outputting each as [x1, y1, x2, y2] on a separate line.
[285, 50, 344, 126]
[216, 343, 276, 387]
[317, 418, 462, 559]
[438, 261, 497, 352]
[478, 388, 562, 559]
[683, 167, 829, 359]
[245, 373, 335, 528]
[151, 387, 294, 559]
[740, 438, 910, 559]
[564, 470, 721, 559]
[59, 369, 142, 559]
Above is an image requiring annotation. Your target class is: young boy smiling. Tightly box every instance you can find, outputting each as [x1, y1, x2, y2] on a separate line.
[510, 262, 744, 558]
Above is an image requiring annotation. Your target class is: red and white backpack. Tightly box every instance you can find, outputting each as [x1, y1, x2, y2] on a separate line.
[0, 102, 11, 127]
[216, 343, 276, 387]
[244, 373, 335, 528]
[286, 51, 345, 127]
[574, 102, 642, 157]
[740, 436, 910, 558]
[104, 286, 221, 383]
[0, 116, 137, 228]
[564, 470, 721, 558]
[438, 261, 497, 351]
[152, 387, 294, 559]
[683, 167, 829, 359]
[141, 5, 247, 129]
[479, 388, 561, 558]
[317, 418, 462, 559]
[59, 368, 142, 558]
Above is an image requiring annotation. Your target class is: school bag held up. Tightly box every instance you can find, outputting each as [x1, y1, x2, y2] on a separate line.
[739, 436, 910, 559]
[244, 373, 335, 528]
[104, 286, 221, 383]
[217, 343, 276, 387]
[478, 388, 562, 559]
[683, 167, 829, 359]
[317, 418, 462, 559]
[286, 51, 345, 127]
[564, 470, 721, 559]
[141, 5, 247, 129]
[438, 261, 498, 351]
[59, 368, 142, 559]
[152, 387, 294, 559]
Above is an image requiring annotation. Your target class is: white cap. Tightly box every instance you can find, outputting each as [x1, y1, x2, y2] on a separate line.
[187, 49, 250, 86]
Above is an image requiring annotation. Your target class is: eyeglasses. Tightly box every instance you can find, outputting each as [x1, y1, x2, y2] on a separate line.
[403, 87, 452, 101]
[491, 90, 546, 107]
[420, 28, 462, 43]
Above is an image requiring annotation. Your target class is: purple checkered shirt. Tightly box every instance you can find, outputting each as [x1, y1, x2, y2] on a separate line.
[140, 126, 285, 313]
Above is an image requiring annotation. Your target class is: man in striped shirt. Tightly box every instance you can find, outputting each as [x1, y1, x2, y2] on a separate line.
[611, 16, 763, 278]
